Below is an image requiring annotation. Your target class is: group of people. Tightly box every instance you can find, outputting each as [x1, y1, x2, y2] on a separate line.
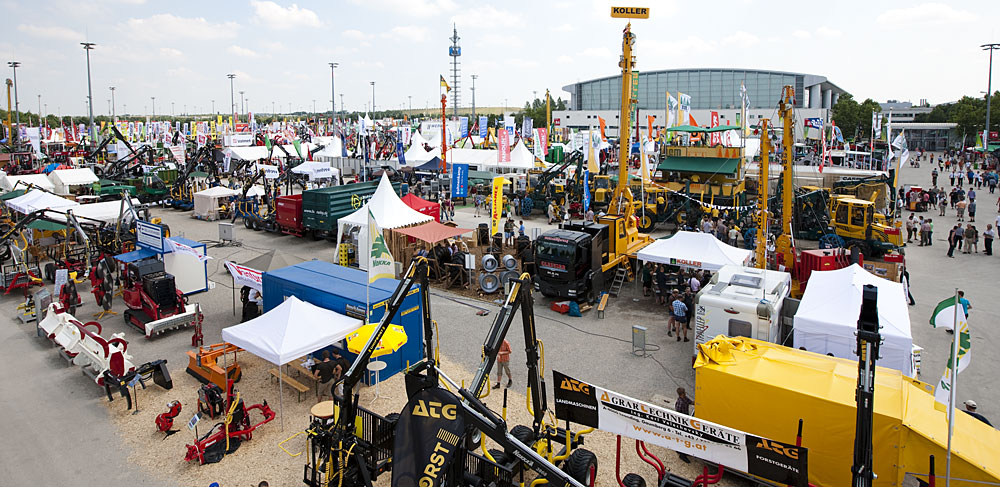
[698, 216, 742, 247]
[947, 222, 995, 257]
[310, 349, 352, 399]
[642, 264, 713, 343]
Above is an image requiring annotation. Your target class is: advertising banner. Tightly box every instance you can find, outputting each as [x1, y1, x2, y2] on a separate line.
[710, 111, 720, 146]
[491, 176, 506, 236]
[459, 117, 469, 138]
[451, 163, 469, 198]
[391, 387, 466, 487]
[479, 116, 488, 138]
[136, 220, 165, 252]
[225, 261, 263, 291]
[498, 129, 511, 163]
[166, 238, 211, 263]
[169, 145, 186, 165]
[553, 371, 809, 487]
[396, 142, 406, 165]
[256, 164, 280, 179]
[582, 169, 590, 213]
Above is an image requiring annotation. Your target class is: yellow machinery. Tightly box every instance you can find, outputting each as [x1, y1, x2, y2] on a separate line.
[598, 22, 651, 260]
[774, 86, 796, 270]
[753, 118, 771, 268]
[694, 337, 1000, 487]
[827, 195, 904, 257]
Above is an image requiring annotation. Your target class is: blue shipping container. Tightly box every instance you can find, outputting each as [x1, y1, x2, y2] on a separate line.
[262, 260, 425, 386]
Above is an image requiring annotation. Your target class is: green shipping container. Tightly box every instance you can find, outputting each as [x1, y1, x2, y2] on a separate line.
[301, 180, 402, 233]
[545, 145, 564, 164]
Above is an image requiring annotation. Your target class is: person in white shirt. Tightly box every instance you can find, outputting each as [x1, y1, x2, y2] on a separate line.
[688, 274, 700, 292]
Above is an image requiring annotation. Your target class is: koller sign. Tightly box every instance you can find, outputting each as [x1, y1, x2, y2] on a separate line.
[553, 370, 808, 487]
[610, 6, 649, 18]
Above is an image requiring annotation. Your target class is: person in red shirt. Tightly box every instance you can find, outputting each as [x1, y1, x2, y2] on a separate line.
[493, 339, 513, 389]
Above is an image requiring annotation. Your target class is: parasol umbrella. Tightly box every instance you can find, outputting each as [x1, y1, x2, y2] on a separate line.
[346, 323, 408, 358]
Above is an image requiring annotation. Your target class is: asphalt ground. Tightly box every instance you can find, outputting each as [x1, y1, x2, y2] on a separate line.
[1, 152, 995, 485]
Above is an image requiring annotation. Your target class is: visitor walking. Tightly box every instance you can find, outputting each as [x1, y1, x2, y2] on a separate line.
[947, 224, 961, 258]
[968, 199, 977, 222]
[984, 224, 994, 255]
[906, 215, 916, 243]
[492, 339, 513, 389]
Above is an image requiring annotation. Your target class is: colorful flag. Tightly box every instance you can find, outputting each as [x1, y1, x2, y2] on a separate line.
[440, 75, 451, 92]
[933, 300, 971, 407]
[367, 208, 395, 282]
[666, 93, 678, 129]
[490, 176, 507, 236]
[598, 117, 607, 141]
[678, 93, 691, 123]
[710, 111, 720, 145]
[647, 115, 655, 140]
[522, 117, 533, 139]
[498, 128, 511, 163]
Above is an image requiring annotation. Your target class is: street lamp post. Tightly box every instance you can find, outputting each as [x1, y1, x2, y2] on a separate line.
[328, 62, 338, 117]
[211, 99, 215, 114]
[983, 43, 1000, 149]
[171, 101, 175, 117]
[227, 73, 236, 119]
[408, 95, 412, 112]
[471, 74, 477, 121]
[37, 94, 42, 125]
[370, 81, 376, 115]
[81, 42, 97, 147]
[151, 96, 156, 116]
[340, 94, 344, 114]
[7, 61, 20, 134]
[110, 86, 116, 121]
[239, 90, 245, 116]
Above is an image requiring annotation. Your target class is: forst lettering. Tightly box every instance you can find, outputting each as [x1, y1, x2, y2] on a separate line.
[419, 441, 452, 486]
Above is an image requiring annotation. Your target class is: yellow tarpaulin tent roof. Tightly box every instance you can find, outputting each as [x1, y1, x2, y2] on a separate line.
[693, 336, 999, 487]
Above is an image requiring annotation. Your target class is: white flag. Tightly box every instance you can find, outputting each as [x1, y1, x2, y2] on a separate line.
[934, 318, 971, 407]
[368, 208, 395, 283]
[666, 93, 678, 129]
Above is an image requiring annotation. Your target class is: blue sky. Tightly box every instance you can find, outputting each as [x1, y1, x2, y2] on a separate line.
[1, 0, 997, 117]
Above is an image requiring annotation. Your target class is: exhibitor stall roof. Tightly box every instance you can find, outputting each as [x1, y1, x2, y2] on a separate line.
[221, 295, 362, 366]
[656, 156, 740, 175]
[636, 231, 751, 271]
[793, 264, 914, 376]
[393, 221, 474, 244]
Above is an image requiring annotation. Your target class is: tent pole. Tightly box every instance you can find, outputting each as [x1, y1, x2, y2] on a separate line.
[279, 367, 284, 431]
[232, 271, 236, 316]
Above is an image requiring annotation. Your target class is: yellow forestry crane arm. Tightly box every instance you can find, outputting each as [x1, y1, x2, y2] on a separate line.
[775, 85, 797, 270]
[755, 119, 771, 269]
[599, 23, 651, 261]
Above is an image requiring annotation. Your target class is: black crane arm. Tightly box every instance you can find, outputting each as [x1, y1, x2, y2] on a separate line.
[468, 274, 546, 432]
[339, 258, 429, 433]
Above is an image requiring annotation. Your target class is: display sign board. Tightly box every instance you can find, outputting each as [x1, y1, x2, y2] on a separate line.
[54, 269, 68, 298]
[610, 6, 649, 18]
[225, 133, 254, 147]
[553, 370, 808, 487]
[451, 163, 469, 198]
[187, 412, 202, 431]
[136, 220, 165, 252]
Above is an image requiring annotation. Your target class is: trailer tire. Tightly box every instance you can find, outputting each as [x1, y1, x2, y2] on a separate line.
[510, 425, 535, 446]
[488, 448, 508, 465]
[622, 473, 646, 487]
[638, 214, 656, 233]
[243, 217, 253, 229]
[564, 448, 598, 486]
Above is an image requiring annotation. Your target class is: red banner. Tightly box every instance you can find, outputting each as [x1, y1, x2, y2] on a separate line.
[710, 111, 720, 146]
[498, 129, 511, 163]
[537, 128, 548, 155]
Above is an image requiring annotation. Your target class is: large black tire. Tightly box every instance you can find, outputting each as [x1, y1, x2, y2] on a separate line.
[243, 217, 253, 229]
[564, 448, 598, 486]
[488, 448, 508, 465]
[622, 473, 646, 487]
[847, 240, 870, 259]
[638, 213, 656, 233]
[510, 425, 535, 446]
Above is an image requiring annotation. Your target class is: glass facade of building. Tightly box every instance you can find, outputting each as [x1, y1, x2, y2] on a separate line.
[571, 69, 807, 111]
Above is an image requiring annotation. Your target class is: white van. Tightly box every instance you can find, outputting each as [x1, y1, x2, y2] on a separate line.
[692, 266, 792, 356]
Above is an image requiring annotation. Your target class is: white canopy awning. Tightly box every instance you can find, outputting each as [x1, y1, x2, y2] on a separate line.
[292, 161, 340, 180]
[636, 231, 752, 271]
[793, 264, 914, 376]
[48, 168, 99, 187]
[337, 173, 433, 270]
[47, 198, 140, 224]
[193, 186, 239, 220]
[1, 174, 56, 192]
[5, 189, 79, 214]
[221, 295, 363, 366]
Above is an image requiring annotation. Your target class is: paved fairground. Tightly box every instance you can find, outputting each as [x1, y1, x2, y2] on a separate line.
[1, 151, 997, 486]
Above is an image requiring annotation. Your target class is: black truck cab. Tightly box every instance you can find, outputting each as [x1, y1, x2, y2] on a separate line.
[532, 221, 609, 302]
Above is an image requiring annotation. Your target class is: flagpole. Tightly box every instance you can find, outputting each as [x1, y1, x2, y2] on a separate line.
[945, 288, 960, 487]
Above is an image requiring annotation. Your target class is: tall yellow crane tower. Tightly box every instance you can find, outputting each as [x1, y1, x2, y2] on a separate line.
[755, 119, 771, 268]
[775, 85, 796, 270]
